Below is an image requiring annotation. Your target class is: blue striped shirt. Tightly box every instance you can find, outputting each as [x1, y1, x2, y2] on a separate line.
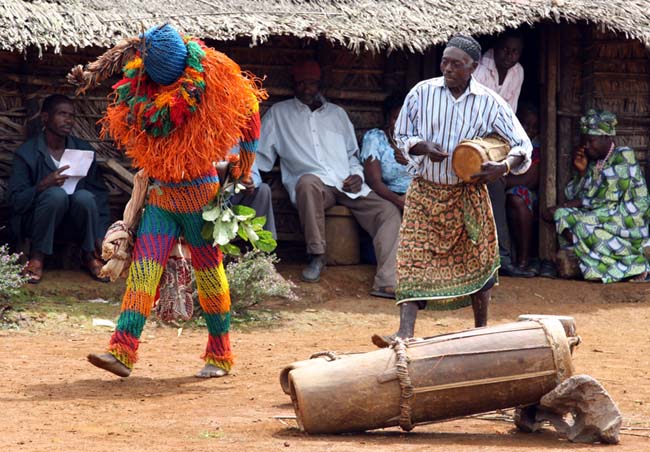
[394, 76, 532, 185]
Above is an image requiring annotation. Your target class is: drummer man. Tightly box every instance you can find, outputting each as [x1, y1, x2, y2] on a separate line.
[372, 35, 532, 347]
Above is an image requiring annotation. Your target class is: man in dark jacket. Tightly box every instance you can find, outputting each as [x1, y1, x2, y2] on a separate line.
[8, 94, 110, 283]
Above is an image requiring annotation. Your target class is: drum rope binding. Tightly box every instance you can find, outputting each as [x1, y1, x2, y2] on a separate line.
[393, 339, 415, 431]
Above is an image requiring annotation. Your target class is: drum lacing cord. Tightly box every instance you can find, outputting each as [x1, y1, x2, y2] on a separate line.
[393, 338, 415, 431]
[309, 351, 339, 361]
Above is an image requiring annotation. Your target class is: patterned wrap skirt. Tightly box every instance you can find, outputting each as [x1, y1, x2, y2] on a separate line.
[396, 177, 500, 309]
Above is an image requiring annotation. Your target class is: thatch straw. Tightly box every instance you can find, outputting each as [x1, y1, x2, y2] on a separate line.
[2, 1, 650, 55]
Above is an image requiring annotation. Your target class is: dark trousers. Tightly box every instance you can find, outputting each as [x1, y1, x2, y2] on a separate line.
[23, 187, 104, 255]
[487, 179, 512, 267]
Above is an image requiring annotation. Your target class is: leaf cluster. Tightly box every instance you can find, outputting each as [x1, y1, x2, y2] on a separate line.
[201, 181, 277, 255]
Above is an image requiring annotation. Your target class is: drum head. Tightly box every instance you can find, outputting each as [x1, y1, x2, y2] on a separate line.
[452, 142, 486, 183]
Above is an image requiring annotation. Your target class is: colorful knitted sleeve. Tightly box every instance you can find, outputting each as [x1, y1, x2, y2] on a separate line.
[237, 105, 260, 183]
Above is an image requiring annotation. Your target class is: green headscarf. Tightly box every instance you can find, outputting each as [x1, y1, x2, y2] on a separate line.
[580, 109, 617, 136]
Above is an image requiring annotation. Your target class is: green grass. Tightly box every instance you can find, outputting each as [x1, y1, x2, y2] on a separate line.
[1, 270, 283, 331]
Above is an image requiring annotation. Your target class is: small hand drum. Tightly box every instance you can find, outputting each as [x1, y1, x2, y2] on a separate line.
[452, 135, 511, 182]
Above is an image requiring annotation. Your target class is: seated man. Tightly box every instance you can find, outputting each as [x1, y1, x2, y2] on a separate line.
[256, 60, 401, 298]
[473, 31, 525, 113]
[8, 94, 110, 283]
[228, 147, 277, 239]
[504, 103, 541, 277]
[544, 109, 650, 283]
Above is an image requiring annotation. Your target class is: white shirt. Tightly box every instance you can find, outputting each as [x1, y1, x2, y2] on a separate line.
[473, 48, 524, 113]
[256, 96, 371, 204]
[394, 76, 532, 185]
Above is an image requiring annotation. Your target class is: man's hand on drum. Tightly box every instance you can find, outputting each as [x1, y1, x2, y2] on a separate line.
[470, 161, 508, 185]
[409, 141, 448, 163]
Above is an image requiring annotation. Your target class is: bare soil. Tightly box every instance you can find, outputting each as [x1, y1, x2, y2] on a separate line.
[1, 265, 650, 451]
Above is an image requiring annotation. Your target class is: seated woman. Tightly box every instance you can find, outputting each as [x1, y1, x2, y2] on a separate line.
[544, 109, 650, 283]
[505, 104, 541, 277]
[361, 92, 412, 211]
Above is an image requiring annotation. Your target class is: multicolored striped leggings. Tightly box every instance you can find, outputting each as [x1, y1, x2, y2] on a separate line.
[108, 169, 233, 371]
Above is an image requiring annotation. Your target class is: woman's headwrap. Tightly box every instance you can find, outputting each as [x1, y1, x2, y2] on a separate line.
[446, 35, 482, 62]
[580, 109, 617, 136]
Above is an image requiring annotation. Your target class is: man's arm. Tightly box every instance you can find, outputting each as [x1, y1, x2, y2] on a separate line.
[507, 64, 524, 112]
[470, 101, 531, 184]
[73, 137, 110, 232]
[238, 109, 261, 183]
[492, 104, 532, 176]
[255, 107, 279, 173]
[84, 158, 111, 231]
[341, 109, 364, 179]
[394, 86, 447, 170]
[7, 151, 39, 215]
[337, 108, 364, 193]
[394, 87, 424, 175]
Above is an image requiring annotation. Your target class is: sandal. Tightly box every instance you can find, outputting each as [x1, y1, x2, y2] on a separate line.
[23, 259, 43, 284]
[370, 286, 396, 300]
[539, 260, 558, 279]
[84, 257, 110, 283]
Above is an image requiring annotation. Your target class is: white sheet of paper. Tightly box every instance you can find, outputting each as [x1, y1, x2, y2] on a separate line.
[59, 149, 94, 194]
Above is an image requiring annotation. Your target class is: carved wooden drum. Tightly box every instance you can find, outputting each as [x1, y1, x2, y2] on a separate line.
[285, 318, 575, 434]
[452, 135, 511, 182]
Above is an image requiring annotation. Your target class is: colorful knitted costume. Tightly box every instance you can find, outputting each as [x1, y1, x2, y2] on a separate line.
[111, 169, 235, 370]
[70, 24, 265, 373]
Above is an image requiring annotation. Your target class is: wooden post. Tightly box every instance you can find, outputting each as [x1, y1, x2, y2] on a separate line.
[405, 53, 423, 90]
[422, 46, 439, 79]
[538, 25, 559, 261]
[557, 24, 581, 205]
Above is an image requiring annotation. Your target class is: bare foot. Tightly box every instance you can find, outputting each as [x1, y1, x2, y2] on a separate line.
[195, 364, 228, 378]
[87, 353, 131, 377]
[23, 257, 44, 284]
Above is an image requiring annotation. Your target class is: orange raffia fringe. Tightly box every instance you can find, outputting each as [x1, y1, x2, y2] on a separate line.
[102, 47, 267, 182]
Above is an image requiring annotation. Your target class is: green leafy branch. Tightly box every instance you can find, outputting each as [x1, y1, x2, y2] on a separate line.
[201, 181, 277, 256]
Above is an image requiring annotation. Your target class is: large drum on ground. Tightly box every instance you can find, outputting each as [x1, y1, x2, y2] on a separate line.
[452, 135, 511, 183]
[518, 314, 580, 353]
[279, 352, 354, 395]
[286, 318, 574, 434]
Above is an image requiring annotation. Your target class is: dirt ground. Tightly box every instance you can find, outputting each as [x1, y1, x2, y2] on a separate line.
[1, 265, 650, 451]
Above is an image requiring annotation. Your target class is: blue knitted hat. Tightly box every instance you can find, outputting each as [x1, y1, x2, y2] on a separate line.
[141, 24, 188, 85]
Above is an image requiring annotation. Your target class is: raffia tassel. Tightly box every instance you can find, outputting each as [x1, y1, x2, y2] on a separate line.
[67, 36, 142, 94]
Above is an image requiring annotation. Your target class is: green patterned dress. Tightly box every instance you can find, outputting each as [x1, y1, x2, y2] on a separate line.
[554, 146, 650, 283]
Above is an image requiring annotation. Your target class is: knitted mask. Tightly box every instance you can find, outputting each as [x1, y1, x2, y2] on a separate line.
[142, 24, 188, 85]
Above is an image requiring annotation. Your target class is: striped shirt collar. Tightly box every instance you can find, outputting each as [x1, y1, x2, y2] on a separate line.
[430, 76, 486, 101]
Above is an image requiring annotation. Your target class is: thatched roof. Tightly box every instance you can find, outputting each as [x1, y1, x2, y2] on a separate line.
[2, 0, 650, 54]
